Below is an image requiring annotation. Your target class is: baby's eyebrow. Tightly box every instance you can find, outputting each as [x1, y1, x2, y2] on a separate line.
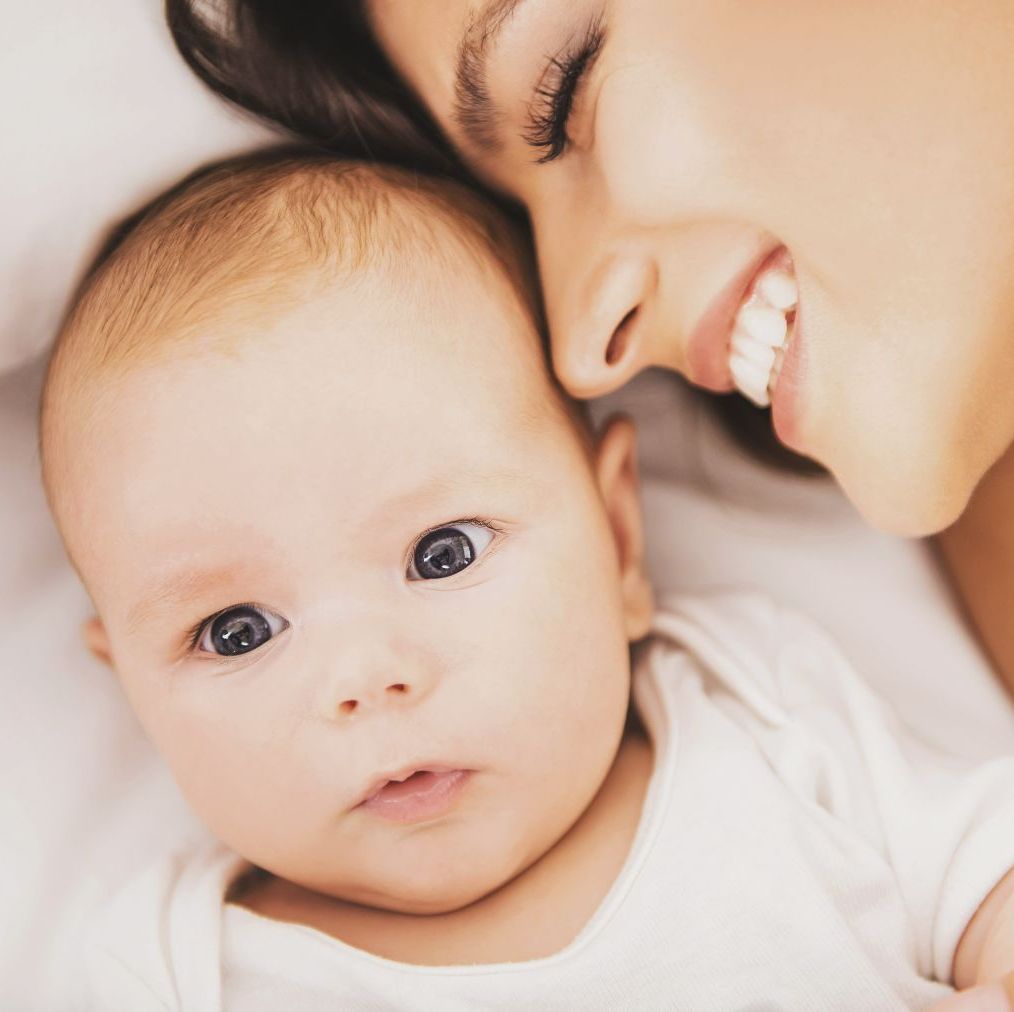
[123, 467, 535, 634]
[370, 467, 533, 521]
[125, 561, 254, 635]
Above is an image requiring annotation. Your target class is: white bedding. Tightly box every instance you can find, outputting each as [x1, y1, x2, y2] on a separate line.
[3, 4, 1013, 1010]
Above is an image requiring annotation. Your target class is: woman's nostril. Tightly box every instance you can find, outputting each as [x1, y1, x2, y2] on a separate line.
[605, 308, 639, 367]
[339, 699, 358, 715]
[387, 683, 408, 695]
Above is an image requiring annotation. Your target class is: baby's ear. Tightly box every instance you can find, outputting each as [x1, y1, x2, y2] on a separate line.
[594, 415, 654, 641]
[82, 617, 113, 667]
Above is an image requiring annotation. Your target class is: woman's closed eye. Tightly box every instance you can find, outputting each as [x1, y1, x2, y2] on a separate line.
[408, 520, 497, 581]
[190, 604, 289, 657]
[523, 16, 605, 164]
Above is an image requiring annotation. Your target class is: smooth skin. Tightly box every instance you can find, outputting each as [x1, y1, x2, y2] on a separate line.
[62, 236, 657, 962]
[369, 0, 1014, 695]
[55, 179, 1014, 997]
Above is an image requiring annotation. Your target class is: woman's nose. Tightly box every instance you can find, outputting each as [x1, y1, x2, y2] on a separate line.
[546, 246, 659, 400]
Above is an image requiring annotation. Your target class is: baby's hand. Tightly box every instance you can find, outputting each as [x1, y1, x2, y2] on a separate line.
[942, 867, 1014, 1011]
[930, 976, 1014, 1012]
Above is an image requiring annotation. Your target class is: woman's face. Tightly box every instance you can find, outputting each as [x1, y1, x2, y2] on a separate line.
[371, 0, 1014, 535]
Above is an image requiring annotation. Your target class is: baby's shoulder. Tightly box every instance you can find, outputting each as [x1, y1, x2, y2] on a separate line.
[647, 589, 873, 718]
[86, 839, 243, 1011]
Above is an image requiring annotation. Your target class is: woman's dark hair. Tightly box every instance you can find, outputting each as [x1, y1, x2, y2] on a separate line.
[166, 0, 457, 174]
[165, 0, 819, 475]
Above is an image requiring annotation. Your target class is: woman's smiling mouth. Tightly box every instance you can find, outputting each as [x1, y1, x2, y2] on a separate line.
[686, 245, 799, 397]
[685, 244, 805, 451]
[727, 247, 799, 409]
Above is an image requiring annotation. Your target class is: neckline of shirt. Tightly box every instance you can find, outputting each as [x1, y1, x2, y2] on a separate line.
[220, 643, 683, 977]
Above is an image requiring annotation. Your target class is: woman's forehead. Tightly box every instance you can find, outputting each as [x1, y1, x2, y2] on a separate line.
[369, 0, 552, 183]
[369, 0, 465, 110]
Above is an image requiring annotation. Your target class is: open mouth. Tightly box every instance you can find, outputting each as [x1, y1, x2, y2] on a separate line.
[727, 247, 799, 408]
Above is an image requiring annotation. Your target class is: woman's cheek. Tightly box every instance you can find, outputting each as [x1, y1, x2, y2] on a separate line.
[591, 59, 736, 226]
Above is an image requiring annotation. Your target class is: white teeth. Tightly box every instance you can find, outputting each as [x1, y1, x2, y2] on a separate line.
[737, 306, 787, 348]
[727, 260, 798, 407]
[729, 352, 772, 408]
[756, 269, 798, 311]
[730, 328, 776, 373]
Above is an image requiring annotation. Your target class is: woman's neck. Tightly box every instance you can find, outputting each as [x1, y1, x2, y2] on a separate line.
[936, 440, 1014, 695]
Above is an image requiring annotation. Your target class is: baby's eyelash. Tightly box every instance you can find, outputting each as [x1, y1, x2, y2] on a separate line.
[405, 516, 504, 575]
[185, 618, 206, 652]
[409, 516, 499, 552]
[185, 602, 258, 652]
[524, 19, 605, 164]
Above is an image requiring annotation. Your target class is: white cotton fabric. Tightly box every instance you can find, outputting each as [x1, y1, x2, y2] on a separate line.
[86, 595, 1014, 1012]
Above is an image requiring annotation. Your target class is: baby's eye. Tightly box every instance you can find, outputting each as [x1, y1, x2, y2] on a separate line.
[197, 604, 289, 657]
[408, 522, 495, 581]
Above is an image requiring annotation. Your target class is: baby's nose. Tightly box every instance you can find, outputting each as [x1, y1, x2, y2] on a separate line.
[335, 680, 416, 718]
[321, 637, 439, 722]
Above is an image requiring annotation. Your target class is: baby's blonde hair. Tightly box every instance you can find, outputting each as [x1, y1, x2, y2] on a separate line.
[40, 149, 563, 531]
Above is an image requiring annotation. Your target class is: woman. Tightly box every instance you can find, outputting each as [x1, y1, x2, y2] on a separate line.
[167, 0, 1014, 689]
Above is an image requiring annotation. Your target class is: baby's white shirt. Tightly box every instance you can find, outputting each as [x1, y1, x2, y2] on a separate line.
[87, 594, 1014, 1011]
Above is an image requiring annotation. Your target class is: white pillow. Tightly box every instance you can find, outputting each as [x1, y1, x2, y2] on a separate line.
[0, 0, 274, 375]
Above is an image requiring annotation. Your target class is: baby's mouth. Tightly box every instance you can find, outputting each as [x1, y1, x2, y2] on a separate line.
[356, 766, 473, 824]
[727, 247, 799, 408]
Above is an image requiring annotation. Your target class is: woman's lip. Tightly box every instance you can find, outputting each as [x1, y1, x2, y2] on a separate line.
[686, 244, 786, 393]
[355, 766, 473, 824]
[771, 302, 806, 453]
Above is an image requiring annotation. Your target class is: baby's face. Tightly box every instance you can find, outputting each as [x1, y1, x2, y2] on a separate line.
[66, 241, 650, 914]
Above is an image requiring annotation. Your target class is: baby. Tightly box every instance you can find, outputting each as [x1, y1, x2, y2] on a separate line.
[42, 152, 1014, 1011]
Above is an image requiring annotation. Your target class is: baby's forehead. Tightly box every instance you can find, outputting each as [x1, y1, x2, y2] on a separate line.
[43, 158, 552, 457]
[53, 263, 575, 613]
[51, 156, 536, 379]
[43, 160, 581, 579]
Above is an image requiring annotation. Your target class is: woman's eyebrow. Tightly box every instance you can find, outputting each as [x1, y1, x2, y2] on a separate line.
[453, 0, 531, 152]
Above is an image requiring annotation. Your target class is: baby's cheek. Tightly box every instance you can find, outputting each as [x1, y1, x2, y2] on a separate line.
[152, 695, 306, 854]
[494, 553, 628, 742]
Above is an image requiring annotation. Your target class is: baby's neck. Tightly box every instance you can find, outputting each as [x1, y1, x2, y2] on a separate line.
[234, 724, 653, 966]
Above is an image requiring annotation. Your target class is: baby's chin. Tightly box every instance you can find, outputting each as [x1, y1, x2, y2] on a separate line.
[340, 872, 511, 920]
[280, 803, 571, 916]
[311, 853, 530, 917]
[252, 823, 541, 917]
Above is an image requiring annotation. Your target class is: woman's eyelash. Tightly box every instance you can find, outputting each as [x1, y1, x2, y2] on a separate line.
[524, 20, 605, 164]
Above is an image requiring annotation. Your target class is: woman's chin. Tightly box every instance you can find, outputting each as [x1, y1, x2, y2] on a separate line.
[833, 452, 977, 540]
